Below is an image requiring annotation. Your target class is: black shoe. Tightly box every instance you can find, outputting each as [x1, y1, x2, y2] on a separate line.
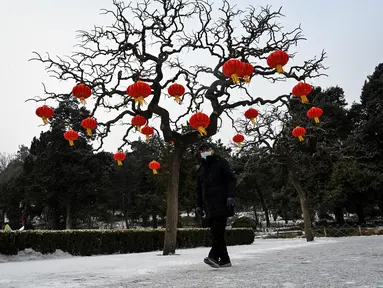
[204, 257, 220, 268]
[219, 260, 232, 268]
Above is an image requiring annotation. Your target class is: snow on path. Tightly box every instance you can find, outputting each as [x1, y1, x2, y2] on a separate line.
[0, 236, 382, 288]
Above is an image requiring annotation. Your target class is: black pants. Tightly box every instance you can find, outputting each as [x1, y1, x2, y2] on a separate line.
[208, 216, 230, 262]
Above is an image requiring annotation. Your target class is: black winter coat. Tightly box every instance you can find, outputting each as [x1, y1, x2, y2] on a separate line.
[196, 154, 237, 219]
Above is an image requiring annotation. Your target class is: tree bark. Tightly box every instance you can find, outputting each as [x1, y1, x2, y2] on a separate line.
[152, 213, 158, 228]
[355, 204, 366, 224]
[163, 146, 183, 255]
[334, 206, 344, 224]
[252, 205, 259, 229]
[256, 188, 270, 227]
[66, 202, 73, 230]
[289, 171, 314, 242]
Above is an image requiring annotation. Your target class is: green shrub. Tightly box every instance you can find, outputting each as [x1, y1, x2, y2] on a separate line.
[231, 217, 257, 230]
[0, 228, 254, 256]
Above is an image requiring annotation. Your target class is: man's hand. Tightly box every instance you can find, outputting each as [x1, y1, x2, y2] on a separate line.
[227, 197, 235, 208]
[196, 207, 204, 217]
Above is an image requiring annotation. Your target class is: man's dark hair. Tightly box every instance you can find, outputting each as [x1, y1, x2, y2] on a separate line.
[198, 143, 214, 151]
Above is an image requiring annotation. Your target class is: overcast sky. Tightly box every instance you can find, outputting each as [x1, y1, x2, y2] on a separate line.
[1, 0, 382, 154]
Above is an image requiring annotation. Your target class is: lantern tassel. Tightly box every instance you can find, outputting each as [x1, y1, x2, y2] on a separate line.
[300, 95, 309, 104]
[197, 126, 207, 136]
[117, 160, 123, 166]
[250, 118, 255, 125]
[174, 95, 181, 104]
[231, 74, 239, 84]
[136, 125, 141, 132]
[276, 64, 284, 74]
[80, 98, 87, 105]
[152, 169, 158, 175]
[237, 142, 243, 147]
[86, 128, 92, 136]
[69, 140, 74, 146]
[134, 97, 147, 106]
[298, 136, 304, 142]
[42, 117, 48, 125]
[243, 75, 251, 83]
[146, 135, 150, 141]
[314, 117, 320, 124]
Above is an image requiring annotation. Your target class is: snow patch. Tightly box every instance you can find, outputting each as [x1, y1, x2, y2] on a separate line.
[0, 248, 73, 263]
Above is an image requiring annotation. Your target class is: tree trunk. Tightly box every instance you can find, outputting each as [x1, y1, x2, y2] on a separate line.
[334, 206, 344, 224]
[50, 207, 59, 230]
[289, 172, 314, 242]
[252, 205, 259, 229]
[152, 213, 158, 228]
[379, 203, 383, 217]
[355, 204, 366, 224]
[253, 180, 271, 227]
[66, 202, 73, 230]
[257, 191, 270, 227]
[163, 146, 183, 255]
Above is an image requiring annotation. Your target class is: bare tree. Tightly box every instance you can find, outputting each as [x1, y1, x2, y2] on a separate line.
[28, 0, 326, 254]
[0, 152, 14, 174]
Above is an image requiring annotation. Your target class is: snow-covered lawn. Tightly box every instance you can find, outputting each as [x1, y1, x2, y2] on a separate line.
[0, 236, 382, 288]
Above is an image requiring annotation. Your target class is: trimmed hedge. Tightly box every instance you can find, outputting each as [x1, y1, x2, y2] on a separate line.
[232, 217, 257, 230]
[0, 228, 254, 256]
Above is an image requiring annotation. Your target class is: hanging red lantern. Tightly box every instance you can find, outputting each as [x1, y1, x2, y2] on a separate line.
[81, 117, 97, 136]
[64, 130, 79, 146]
[35, 105, 54, 125]
[126, 81, 151, 105]
[292, 126, 306, 142]
[232, 134, 245, 146]
[131, 115, 147, 132]
[222, 59, 243, 84]
[241, 62, 254, 83]
[168, 83, 185, 104]
[189, 112, 210, 136]
[307, 107, 323, 124]
[292, 82, 312, 104]
[72, 84, 92, 104]
[244, 108, 259, 125]
[149, 160, 161, 175]
[141, 125, 154, 141]
[113, 152, 126, 166]
[267, 51, 289, 74]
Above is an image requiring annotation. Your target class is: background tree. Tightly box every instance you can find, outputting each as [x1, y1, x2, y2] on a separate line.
[29, 0, 326, 254]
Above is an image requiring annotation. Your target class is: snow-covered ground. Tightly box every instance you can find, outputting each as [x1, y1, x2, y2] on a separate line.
[0, 236, 382, 288]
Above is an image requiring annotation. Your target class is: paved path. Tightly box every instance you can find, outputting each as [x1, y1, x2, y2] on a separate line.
[0, 236, 382, 288]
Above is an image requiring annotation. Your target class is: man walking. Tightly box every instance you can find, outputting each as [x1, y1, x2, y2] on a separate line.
[195, 143, 236, 268]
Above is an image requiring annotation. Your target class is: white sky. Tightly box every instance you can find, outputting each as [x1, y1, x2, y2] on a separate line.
[1, 0, 382, 154]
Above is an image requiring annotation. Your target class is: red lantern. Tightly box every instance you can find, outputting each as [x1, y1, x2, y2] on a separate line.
[64, 130, 79, 146]
[307, 107, 323, 124]
[292, 82, 312, 104]
[244, 108, 259, 125]
[141, 125, 154, 141]
[241, 62, 254, 83]
[292, 126, 306, 142]
[81, 117, 97, 136]
[126, 81, 151, 105]
[267, 51, 289, 74]
[168, 83, 185, 104]
[232, 134, 245, 146]
[189, 112, 210, 136]
[131, 115, 147, 131]
[113, 152, 126, 166]
[149, 160, 160, 175]
[72, 84, 92, 104]
[35, 105, 54, 125]
[222, 59, 243, 84]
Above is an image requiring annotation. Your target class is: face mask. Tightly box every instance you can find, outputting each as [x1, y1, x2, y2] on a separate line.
[200, 151, 211, 159]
